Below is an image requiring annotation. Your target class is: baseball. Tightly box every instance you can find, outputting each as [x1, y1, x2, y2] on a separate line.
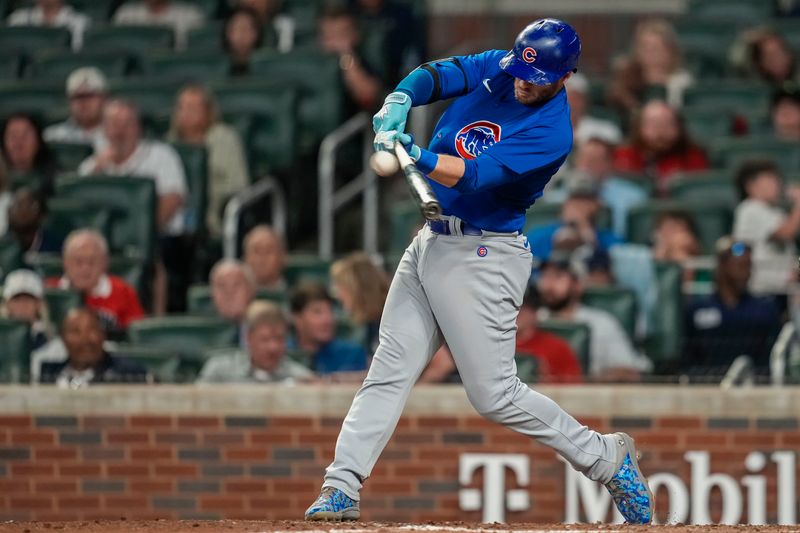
[370, 150, 400, 176]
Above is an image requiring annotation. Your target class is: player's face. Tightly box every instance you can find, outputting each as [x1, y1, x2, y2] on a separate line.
[513, 78, 564, 106]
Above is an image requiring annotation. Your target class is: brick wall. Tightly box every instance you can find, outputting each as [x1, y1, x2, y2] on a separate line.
[1, 412, 798, 523]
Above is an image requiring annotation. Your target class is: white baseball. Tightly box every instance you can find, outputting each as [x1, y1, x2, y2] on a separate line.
[370, 150, 400, 176]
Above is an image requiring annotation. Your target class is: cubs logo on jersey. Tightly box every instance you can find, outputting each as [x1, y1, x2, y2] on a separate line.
[454, 120, 502, 160]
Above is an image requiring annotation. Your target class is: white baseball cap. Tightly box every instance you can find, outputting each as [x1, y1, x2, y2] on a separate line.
[2, 269, 44, 300]
[66, 67, 108, 97]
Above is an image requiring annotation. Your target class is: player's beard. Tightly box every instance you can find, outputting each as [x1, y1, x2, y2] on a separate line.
[514, 80, 562, 106]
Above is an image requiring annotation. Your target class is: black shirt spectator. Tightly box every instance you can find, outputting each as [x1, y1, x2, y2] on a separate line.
[224, 6, 264, 77]
[1, 113, 59, 198]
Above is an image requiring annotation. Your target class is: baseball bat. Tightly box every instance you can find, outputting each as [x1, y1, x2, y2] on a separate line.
[394, 143, 442, 220]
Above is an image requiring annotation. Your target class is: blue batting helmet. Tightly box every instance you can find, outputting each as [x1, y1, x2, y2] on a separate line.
[499, 18, 581, 86]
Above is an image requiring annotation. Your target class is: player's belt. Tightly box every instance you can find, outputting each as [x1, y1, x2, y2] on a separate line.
[427, 219, 483, 236]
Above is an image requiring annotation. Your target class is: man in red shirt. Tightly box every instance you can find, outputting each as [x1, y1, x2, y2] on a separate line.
[47, 229, 144, 335]
[516, 288, 583, 383]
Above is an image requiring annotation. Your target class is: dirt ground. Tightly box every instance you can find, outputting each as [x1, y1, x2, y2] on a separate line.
[0, 521, 798, 533]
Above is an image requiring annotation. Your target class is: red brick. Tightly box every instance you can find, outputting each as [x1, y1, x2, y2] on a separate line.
[270, 417, 313, 428]
[107, 430, 151, 445]
[732, 432, 778, 447]
[83, 416, 126, 429]
[153, 463, 197, 477]
[296, 432, 340, 445]
[59, 463, 102, 477]
[57, 496, 101, 509]
[418, 449, 461, 461]
[0, 416, 32, 428]
[35, 512, 79, 521]
[34, 480, 78, 493]
[199, 496, 246, 511]
[107, 463, 150, 477]
[130, 416, 173, 429]
[202, 432, 245, 446]
[250, 431, 292, 445]
[11, 463, 55, 476]
[224, 447, 269, 461]
[657, 416, 703, 429]
[177, 416, 220, 429]
[780, 432, 800, 446]
[10, 497, 53, 510]
[130, 480, 174, 493]
[634, 432, 680, 448]
[418, 417, 459, 428]
[391, 464, 434, 478]
[0, 480, 30, 492]
[130, 446, 173, 460]
[226, 480, 269, 493]
[365, 480, 413, 494]
[11, 430, 56, 445]
[34, 447, 78, 460]
[249, 497, 292, 509]
[687, 433, 728, 447]
[104, 496, 149, 509]
[155, 431, 197, 445]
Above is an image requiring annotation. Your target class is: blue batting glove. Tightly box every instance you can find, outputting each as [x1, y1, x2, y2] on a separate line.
[396, 132, 421, 161]
[373, 129, 399, 153]
[373, 92, 412, 134]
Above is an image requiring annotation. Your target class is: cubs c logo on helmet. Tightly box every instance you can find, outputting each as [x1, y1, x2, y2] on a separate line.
[522, 47, 537, 63]
[454, 120, 502, 160]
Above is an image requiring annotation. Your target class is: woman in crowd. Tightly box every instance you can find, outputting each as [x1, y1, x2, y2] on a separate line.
[734, 27, 798, 88]
[1, 113, 59, 197]
[223, 6, 265, 77]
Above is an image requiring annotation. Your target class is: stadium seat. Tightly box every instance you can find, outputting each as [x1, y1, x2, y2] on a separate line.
[626, 200, 733, 254]
[170, 142, 208, 236]
[683, 83, 770, 116]
[43, 197, 112, 244]
[249, 50, 343, 150]
[682, 107, 735, 145]
[686, 0, 774, 21]
[185, 21, 224, 51]
[537, 319, 591, 374]
[645, 262, 684, 369]
[0, 237, 24, 282]
[0, 51, 22, 80]
[710, 137, 800, 174]
[110, 343, 181, 383]
[56, 175, 158, 262]
[83, 26, 175, 54]
[44, 288, 81, 330]
[141, 52, 230, 82]
[0, 81, 65, 116]
[108, 256, 148, 300]
[0, 27, 71, 54]
[285, 255, 332, 286]
[581, 286, 637, 341]
[107, 78, 181, 116]
[213, 83, 298, 175]
[25, 50, 131, 81]
[0, 318, 31, 383]
[514, 354, 539, 383]
[666, 171, 738, 206]
[47, 142, 94, 173]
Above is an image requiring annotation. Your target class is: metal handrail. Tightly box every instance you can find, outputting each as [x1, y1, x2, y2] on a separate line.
[222, 176, 287, 259]
[318, 112, 378, 260]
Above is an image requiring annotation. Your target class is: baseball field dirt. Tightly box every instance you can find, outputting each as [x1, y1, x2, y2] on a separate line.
[0, 521, 798, 533]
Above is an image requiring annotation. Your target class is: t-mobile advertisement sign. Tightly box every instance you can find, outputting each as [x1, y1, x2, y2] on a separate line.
[458, 452, 797, 525]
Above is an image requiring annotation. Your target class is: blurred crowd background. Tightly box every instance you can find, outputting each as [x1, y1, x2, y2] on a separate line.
[0, 0, 799, 387]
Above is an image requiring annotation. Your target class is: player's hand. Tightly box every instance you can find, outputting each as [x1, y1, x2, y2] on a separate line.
[374, 129, 399, 153]
[373, 92, 411, 136]
[787, 185, 800, 205]
[396, 132, 421, 162]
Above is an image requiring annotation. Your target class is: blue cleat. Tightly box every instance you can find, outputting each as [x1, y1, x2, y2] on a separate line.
[605, 432, 654, 524]
[304, 486, 360, 521]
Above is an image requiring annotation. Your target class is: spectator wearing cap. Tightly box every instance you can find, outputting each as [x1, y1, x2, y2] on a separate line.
[113, 0, 205, 50]
[771, 88, 800, 141]
[733, 160, 800, 300]
[47, 229, 144, 335]
[565, 73, 622, 146]
[197, 300, 313, 383]
[613, 100, 708, 195]
[1, 114, 59, 197]
[242, 225, 287, 291]
[515, 288, 582, 383]
[289, 281, 368, 375]
[44, 68, 109, 152]
[527, 184, 621, 261]
[536, 251, 651, 380]
[7, 0, 90, 50]
[40, 308, 150, 387]
[683, 238, 781, 377]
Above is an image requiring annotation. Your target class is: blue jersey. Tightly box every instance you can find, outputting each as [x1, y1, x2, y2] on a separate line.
[423, 50, 573, 233]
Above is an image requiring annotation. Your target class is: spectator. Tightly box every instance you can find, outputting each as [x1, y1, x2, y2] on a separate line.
[7, 0, 90, 50]
[237, 0, 294, 52]
[330, 252, 390, 354]
[652, 210, 702, 283]
[168, 84, 249, 236]
[198, 300, 313, 383]
[289, 281, 368, 375]
[6, 188, 61, 255]
[1, 269, 67, 381]
[2, 113, 59, 197]
[40, 308, 150, 386]
[733, 160, 800, 299]
[48, 229, 144, 335]
[319, 6, 383, 113]
[516, 287, 582, 383]
[242, 225, 287, 291]
[683, 237, 780, 377]
[224, 6, 264, 77]
[536, 251, 651, 380]
[78, 100, 187, 238]
[527, 184, 621, 261]
[44, 67, 109, 151]
[613, 100, 709, 195]
[771, 87, 800, 141]
[565, 73, 622, 145]
[0, 162, 10, 237]
[606, 18, 693, 115]
[735, 28, 797, 88]
[210, 259, 256, 339]
[583, 247, 615, 287]
[113, 0, 205, 50]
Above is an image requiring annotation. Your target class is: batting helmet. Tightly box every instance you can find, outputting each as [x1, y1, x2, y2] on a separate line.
[499, 18, 581, 86]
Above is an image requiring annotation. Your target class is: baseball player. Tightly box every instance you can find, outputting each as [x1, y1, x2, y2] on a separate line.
[305, 19, 654, 524]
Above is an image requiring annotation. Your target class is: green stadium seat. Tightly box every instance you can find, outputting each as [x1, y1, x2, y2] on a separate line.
[213, 83, 298, 175]
[43, 197, 112, 244]
[581, 286, 637, 341]
[687, 0, 774, 21]
[25, 50, 131, 81]
[0, 318, 31, 383]
[109, 256, 147, 300]
[43, 288, 81, 330]
[538, 319, 591, 374]
[185, 21, 224, 51]
[83, 26, 174, 54]
[681, 45, 729, 80]
[710, 137, 800, 174]
[683, 83, 770, 116]
[389, 199, 423, 255]
[0, 51, 22, 80]
[626, 200, 733, 254]
[285, 255, 332, 286]
[47, 142, 94, 173]
[514, 354, 539, 383]
[0, 81, 65, 116]
[682, 107, 735, 144]
[0, 26, 71, 54]
[0, 237, 24, 282]
[107, 78, 181, 116]
[645, 262, 684, 369]
[56, 175, 158, 262]
[666, 171, 738, 205]
[170, 142, 208, 236]
[141, 52, 230, 81]
[250, 50, 343, 150]
[110, 343, 180, 383]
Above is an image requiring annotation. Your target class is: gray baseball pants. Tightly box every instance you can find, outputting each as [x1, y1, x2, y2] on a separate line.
[325, 218, 618, 499]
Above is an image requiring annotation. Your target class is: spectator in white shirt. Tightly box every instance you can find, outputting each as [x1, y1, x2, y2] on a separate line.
[44, 67, 109, 152]
[113, 0, 205, 50]
[7, 0, 90, 50]
[78, 99, 187, 237]
[565, 73, 622, 146]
